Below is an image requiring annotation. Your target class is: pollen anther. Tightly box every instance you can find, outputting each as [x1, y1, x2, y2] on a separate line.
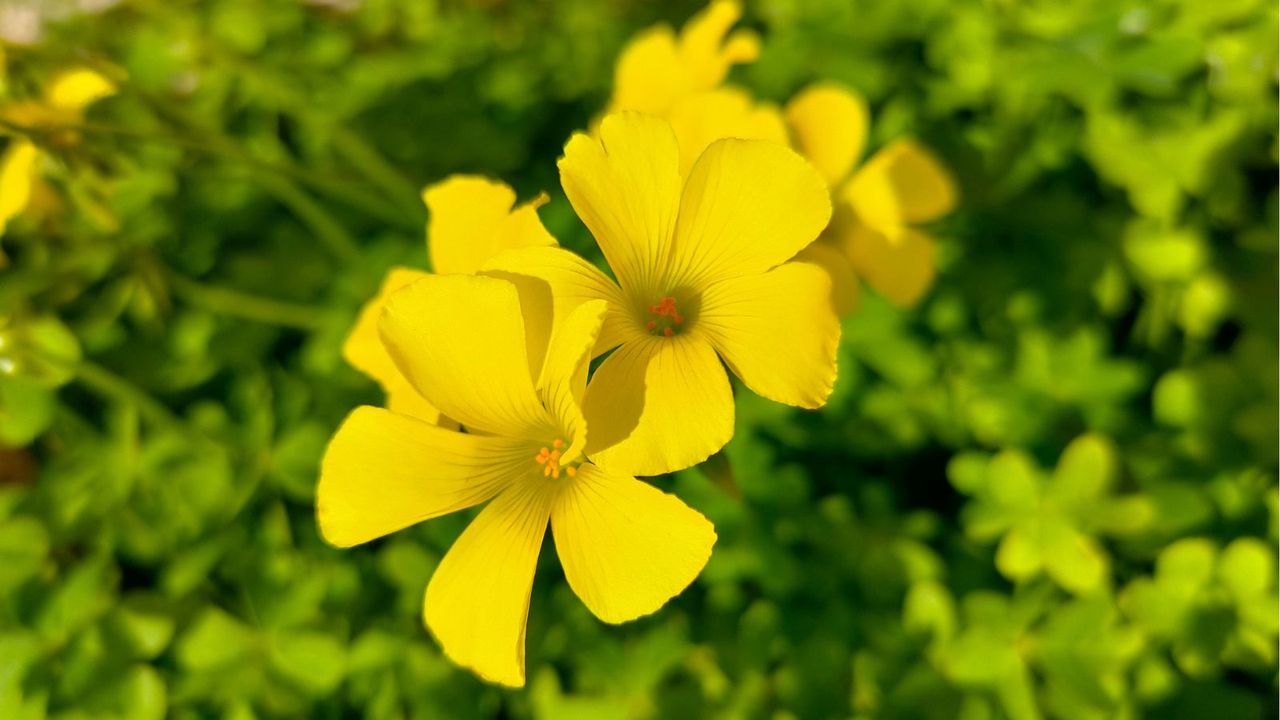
[534, 439, 576, 479]
[647, 296, 686, 337]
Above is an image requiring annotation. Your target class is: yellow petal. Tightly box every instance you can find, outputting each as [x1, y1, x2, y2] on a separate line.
[583, 335, 733, 477]
[537, 299, 608, 465]
[841, 223, 938, 308]
[0, 141, 39, 234]
[482, 246, 637, 356]
[846, 139, 957, 231]
[379, 274, 552, 439]
[667, 88, 789, 176]
[317, 406, 530, 547]
[341, 267, 440, 422]
[784, 83, 869, 187]
[608, 26, 685, 117]
[424, 481, 553, 687]
[794, 240, 862, 316]
[560, 113, 682, 296]
[424, 175, 557, 276]
[45, 68, 116, 113]
[669, 137, 831, 289]
[552, 463, 715, 623]
[678, 0, 760, 92]
[607, 0, 758, 118]
[699, 261, 840, 408]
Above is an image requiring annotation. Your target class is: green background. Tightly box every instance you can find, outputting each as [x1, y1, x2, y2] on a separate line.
[1, 0, 1276, 718]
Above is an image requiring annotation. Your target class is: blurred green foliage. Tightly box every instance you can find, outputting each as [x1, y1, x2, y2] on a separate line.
[0, 0, 1276, 718]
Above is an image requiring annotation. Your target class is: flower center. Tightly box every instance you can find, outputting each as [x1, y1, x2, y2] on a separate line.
[534, 438, 577, 479]
[645, 296, 685, 337]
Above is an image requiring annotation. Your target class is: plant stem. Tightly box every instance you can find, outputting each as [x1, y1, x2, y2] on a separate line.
[167, 274, 326, 331]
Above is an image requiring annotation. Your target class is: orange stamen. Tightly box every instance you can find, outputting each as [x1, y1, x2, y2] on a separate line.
[533, 438, 577, 479]
[647, 296, 688, 337]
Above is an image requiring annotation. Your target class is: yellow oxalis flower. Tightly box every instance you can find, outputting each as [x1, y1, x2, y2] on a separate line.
[604, 2, 957, 312]
[786, 84, 958, 309]
[341, 176, 556, 424]
[0, 67, 116, 239]
[604, 1, 785, 177]
[319, 274, 716, 687]
[484, 112, 839, 477]
[606, 0, 760, 120]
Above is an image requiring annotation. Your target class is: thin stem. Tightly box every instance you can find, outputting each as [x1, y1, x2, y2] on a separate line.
[74, 359, 184, 430]
[168, 273, 326, 331]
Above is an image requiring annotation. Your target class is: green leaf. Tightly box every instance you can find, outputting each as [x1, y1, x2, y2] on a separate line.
[268, 630, 347, 696]
[1041, 518, 1108, 595]
[0, 515, 48, 590]
[1049, 434, 1116, 508]
[176, 608, 257, 672]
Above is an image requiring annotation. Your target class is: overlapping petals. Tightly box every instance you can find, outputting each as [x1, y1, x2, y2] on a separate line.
[492, 112, 838, 476]
[341, 175, 558, 414]
[784, 86, 957, 308]
[424, 175, 556, 275]
[607, 0, 759, 118]
[319, 274, 715, 687]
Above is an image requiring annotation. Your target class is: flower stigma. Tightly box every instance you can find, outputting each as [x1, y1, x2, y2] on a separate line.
[645, 296, 685, 337]
[534, 438, 578, 479]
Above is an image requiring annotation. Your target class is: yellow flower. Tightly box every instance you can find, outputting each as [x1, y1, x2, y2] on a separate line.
[484, 112, 839, 476]
[319, 274, 716, 687]
[606, 0, 760, 120]
[0, 67, 116, 239]
[341, 176, 556, 424]
[603, 2, 958, 312]
[786, 83, 958, 309]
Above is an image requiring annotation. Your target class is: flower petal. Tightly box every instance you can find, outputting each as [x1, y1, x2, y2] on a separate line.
[846, 139, 956, 232]
[341, 267, 440, 422]
[424, 481, 553, 687]
[552, 463, 715, 623]
[583, 335, 733, 477]
[481, 246, 637, 357]
[677, 0, 760, 91]
[668, 137, 831, 290]
[424, 175, 556, 276]
[45, 68, 116, 113]
[667, 88, 789, 176]
[537, 300, 608, 465]
[794, 240, 861, 317]
[607, 0, 758, 117]
[317, 406, 529, 547]
[379, 274, 552, 439]
[840, 223, 938, 308]
[608, 26, 685, 116]
[699, 261, 840, 408]
[0, 140, 39, 234]
[784, 83, 868, 187]
[559, 113, 682, 297]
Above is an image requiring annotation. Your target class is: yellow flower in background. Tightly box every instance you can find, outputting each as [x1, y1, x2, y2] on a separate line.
[485, 112, 838, 477]
[604, 0, 786, 177]
[0, 67, 115, 238]
[606, 0, 760, 120]
[319, 274, 716, 686]
[786, 84, 957, 309]
[604, 1, 958, 312]
[341, 176, 556, 424]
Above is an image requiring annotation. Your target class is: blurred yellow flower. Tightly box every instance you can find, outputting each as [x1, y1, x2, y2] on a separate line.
[341, 176, 556, 424]
[606, 0, 759, 120]
[786, 84, 957, 309]
[0, 67, 116, 239]
[319, 274, 716, 687]
[603, 2, 957, 311]
[485, 112, 838, 476]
